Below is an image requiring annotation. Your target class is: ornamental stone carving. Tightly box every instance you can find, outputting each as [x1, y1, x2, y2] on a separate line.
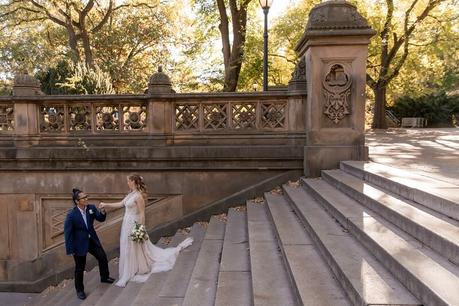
[306, 1, 371, 31]
[148, 66, 174, 94]
[13, 71, 44, 96]
[322, 63, 352, 124]
[288, 57, 307, 91]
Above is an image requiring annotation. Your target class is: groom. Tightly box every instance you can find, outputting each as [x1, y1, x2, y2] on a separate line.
[64, 188, 115, 300]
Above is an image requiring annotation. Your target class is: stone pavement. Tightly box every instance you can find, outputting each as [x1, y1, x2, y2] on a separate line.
[367, 128, 459, 186]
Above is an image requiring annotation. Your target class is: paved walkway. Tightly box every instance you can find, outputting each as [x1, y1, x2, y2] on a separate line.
[366, 128, 459, 186]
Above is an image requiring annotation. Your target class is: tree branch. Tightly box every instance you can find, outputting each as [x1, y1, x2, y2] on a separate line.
[91, 0, 113, 33]
[366, 73, 377, 89]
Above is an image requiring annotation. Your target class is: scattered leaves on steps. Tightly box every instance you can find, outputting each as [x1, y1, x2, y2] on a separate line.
[287, 180, 300, 188]
[270, 186, 283, 195]
[215, 213, 228, 222]
[178, 226, 192, 234]
[234, 205, 247, 212]
[198, 221, 210, 228]
[253, 196, 265, 204]
[162, 237, 173, 246]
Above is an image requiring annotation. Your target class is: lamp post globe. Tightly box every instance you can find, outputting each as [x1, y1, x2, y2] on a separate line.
[259, 0, 273, 91]
[259, 0, 273, 9]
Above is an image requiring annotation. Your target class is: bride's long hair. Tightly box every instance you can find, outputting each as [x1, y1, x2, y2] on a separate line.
[128, 174, 147, 199]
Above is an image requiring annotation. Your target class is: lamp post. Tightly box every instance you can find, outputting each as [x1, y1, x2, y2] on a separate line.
[259, 0, 273, 91]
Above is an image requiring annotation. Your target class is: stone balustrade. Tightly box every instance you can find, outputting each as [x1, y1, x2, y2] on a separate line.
[0, 92, 303, 141]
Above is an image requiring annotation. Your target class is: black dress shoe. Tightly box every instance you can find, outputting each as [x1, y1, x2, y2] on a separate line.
[77, 291, 87, 300]
[101, 277, 115, 283]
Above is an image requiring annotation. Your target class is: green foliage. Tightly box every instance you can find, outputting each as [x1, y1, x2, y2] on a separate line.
[36, 61, 114, 95]
[0, 79, 11, 96]
[58, 63, 115, 95]
[389, 92, 459, 127]
[35, 60, 73, 95]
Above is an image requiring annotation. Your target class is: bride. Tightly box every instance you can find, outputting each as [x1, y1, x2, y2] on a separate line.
[99, 174, 193, 287]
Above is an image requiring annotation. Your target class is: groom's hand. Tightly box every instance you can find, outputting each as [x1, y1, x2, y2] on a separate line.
[98, 202, 106, 213]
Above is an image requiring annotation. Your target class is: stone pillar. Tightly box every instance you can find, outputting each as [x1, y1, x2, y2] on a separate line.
[295, 0, 376, 177]
[147, 66, 175, 136]
[12, 72, 42, 146]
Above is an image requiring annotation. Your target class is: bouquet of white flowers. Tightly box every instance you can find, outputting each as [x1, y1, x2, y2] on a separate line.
[130, 222, 149, 243]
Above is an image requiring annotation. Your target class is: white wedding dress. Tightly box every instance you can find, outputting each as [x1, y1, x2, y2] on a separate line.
[115, 190, 193, 287]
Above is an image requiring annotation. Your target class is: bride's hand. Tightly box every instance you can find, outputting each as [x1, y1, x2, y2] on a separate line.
[99, 202, 106, 209]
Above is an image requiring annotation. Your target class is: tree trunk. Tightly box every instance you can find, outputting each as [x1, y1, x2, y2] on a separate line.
[223, 11, 245, 92]
[217, 0, 249, 92]
[372, 86, 388, 129]
[80, 30, 94, 68]
[67, 25, 80, 63]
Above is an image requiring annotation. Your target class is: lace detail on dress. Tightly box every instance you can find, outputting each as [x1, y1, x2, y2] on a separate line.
[114, 191, 193, 287]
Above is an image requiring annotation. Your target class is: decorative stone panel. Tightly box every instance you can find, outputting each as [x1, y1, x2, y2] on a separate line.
[204, 104, 228, 130]
[232, 103, 256, 129]
[175, 104, 199, 130]
[174, 101, 288, 132]
[69, 105, 92, 132]
[322, 63, 352, 124]
[40, 195, 164, 251]
[96, 105, 120, 131]
[40, 106, 65, 133]
[123, 105, 147, 131]
[261, 102, 286, 129]
[0, 104, 14, 131]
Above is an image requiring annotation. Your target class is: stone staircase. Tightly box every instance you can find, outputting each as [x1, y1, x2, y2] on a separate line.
[23, 161, 459, 306]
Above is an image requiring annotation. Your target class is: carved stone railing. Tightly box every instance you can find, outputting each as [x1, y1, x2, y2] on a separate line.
[0, 92, 304, 141]
[174, 99, 288, 132]
[38, 101, 148, 134]
[0, 103, 14, 132]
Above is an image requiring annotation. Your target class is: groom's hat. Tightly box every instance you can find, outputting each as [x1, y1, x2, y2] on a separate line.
[72, 188, 82, 205]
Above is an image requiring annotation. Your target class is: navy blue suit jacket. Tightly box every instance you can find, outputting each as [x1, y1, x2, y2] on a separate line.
[64, 204, 107, 256]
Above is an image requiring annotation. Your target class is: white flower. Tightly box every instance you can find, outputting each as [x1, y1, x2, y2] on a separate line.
[89, 209, 94, 214]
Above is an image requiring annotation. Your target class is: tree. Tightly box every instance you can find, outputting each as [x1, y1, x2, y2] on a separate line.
[0, 0, 185, 94]
[0, 0, 162, 68]
[195, 0, 256, 91]
[237, 0, 321, 91]
[365, 0, 454, 128]
[216, 0, 256, 91]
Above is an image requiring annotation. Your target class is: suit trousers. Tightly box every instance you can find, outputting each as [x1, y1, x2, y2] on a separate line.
[73, 238, 110, 292]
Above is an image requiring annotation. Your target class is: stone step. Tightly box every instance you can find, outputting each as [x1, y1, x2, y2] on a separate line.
[157, 223, 207, 300]
[305, 178, 459, 306]
[264, 191, 351, 306]
[153, 297, 183, 306]
[340, 160, 459, 220]
[94, 230, 192, 306]
[219, 208, 250, 273]
[321, 169, 459, 264]
[182, 216, 225, 306]
[283, 185, 420, 306]
[247, 201, 297, 306]
[92, 278, 123, 306]
[25, 278, 73, 306]
[130, 234, 183, 306]
[48, 266, 100, 306]
[215, 208, 251, 306]
[110, 282, 144, 306]
[79, 260, 119, 306]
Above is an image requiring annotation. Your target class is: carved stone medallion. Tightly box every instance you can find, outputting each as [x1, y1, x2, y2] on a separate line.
[322, 64, 352, 124]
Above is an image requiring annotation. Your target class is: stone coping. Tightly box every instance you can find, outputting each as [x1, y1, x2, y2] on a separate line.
[0, 90, 306, 102]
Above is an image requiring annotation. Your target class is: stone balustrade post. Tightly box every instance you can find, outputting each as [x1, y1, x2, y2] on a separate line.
[295, 0, 376, 177]
[11, 72, 43, 146]
[147, 66, 175, 136]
